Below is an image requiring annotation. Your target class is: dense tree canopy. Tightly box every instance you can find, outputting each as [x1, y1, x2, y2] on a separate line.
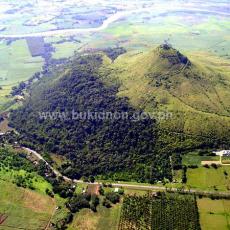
[9, 54, 169, 182]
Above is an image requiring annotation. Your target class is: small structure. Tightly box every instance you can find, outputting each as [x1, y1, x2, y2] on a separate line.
[114, 188, 119, 193]
[214, 150, 230, 157]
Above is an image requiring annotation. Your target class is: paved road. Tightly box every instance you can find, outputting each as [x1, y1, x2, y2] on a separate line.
[0, 8, 229, 38]
[22, 146, 230, 197]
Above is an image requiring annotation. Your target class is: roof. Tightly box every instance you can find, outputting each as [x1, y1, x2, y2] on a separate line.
[214, 150, 230, 156]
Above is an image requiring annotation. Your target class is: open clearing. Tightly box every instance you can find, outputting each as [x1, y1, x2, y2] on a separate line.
[52, 42, 82, 59]
[68, 203, 121, 230]
[187, 166, 230, 191]
[182, 152, 220, 166]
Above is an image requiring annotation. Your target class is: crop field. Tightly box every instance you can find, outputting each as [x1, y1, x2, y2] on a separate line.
[0, 180, 55, 230]
[118, 193, 200, 230]
[0, 40, 43, 86]
[197, 197, 230, 230]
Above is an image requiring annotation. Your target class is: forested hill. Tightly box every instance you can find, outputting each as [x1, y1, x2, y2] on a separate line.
[10, 54, 164, 181]
[10, 45, 230, 182]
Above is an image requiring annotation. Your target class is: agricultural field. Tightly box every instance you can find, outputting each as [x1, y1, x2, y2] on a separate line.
[197, 197, 230, 230]
[0, 40, 43, 85]
[0, 39, 43, 112]
[119, 193, 200, 230]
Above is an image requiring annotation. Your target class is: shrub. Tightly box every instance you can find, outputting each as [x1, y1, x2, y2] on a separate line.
[106, 192, 120, 204]
[102, 198, 111, 208]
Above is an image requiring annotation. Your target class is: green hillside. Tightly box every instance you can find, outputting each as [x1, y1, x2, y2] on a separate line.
[100, 44, 230, 151]
[9, 54, 163, 183]
[9, 45, 230, 182]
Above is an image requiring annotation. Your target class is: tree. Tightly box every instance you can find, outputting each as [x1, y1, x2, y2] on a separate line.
[105, 192, 120, 204]
[90, 195, 100, 212]
[182, 166, 187, 184]
[82, 176, 89, 182]
[89, 175, 95, 183]
[67, 194, 90, 213]
[102, 198, 111, 208]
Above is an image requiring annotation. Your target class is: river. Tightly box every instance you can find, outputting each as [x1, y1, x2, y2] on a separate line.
[0, 7, 229, 38]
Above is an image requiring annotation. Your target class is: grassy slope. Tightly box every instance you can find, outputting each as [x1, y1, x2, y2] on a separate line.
[197, 197, 230, 230]
[99, 46, 230, 148]
[68, 203, 121, 230]
[0, 180, 55, 230]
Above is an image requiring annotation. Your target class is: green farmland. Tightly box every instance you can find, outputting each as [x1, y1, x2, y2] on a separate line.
[0, 39, 43, 112]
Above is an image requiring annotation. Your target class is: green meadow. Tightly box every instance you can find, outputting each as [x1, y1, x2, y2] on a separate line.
[182, 152, 220, 166]
[187, 166, 230, 191]
[52, 42, 82, 59]
[197, 197, 230, 230]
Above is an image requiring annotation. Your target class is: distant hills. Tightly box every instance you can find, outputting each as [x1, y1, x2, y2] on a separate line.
[9, 45, 230, 181]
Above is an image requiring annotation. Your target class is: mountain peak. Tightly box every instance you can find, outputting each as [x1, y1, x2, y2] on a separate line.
[156, 43, 191, 66]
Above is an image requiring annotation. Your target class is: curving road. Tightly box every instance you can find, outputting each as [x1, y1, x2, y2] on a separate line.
[22, 146, 230, 197]
[0, 8, 229, 38]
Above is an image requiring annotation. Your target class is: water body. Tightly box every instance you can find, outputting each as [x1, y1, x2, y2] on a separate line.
[0, 7, 229, 38]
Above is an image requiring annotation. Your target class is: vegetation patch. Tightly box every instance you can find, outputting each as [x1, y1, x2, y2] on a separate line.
[119, 192, 200, 230]
[10, 54, 160, 182]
